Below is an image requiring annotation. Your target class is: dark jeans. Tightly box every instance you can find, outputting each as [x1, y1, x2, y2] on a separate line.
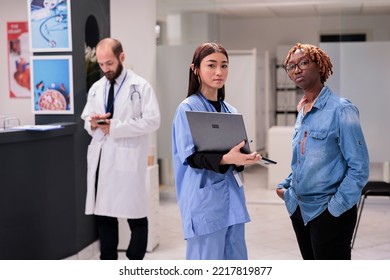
[290, 205, 357, 260]
[96, 215, 148, 260]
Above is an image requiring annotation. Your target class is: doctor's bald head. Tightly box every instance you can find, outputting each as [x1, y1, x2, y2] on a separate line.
[97, 38, 124, 61]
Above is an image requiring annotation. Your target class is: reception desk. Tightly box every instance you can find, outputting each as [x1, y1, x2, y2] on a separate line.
[0, 123, 97, 259]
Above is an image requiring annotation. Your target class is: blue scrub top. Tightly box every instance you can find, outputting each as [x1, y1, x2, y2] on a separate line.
[172, 94, 250, 239]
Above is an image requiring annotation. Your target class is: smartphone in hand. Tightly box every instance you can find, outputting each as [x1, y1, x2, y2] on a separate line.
[260, 157, 277, 164]
[96, 119, 107, 125]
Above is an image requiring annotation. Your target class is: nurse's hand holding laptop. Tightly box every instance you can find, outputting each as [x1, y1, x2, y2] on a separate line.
[220, 140, 261, 166]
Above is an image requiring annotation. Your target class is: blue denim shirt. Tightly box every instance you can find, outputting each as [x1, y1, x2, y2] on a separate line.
[278, 86, 369, 225]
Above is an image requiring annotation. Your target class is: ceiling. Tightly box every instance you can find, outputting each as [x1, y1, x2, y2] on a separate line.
[157, 0, 390, 20]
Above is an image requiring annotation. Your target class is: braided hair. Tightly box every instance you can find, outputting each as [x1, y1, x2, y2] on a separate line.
[284, 43, 333, 84]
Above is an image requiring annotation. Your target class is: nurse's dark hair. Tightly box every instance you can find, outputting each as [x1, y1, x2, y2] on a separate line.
[284, 43, 333, 84]
[97, 37, 123, 60]
[187, 42, 228, 100]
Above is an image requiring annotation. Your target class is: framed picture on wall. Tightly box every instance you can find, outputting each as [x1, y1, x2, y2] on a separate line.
[27, 0, 72, 52]
[7, 21, 31, 98]
[30, 55, 74, 114]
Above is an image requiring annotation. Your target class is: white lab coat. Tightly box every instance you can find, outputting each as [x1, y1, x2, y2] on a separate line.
[81, 69, 160, 219]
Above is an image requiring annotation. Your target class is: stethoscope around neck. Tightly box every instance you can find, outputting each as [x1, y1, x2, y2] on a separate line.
[104, 73, 143, 120]
[130, 85, 142, 120]
[130, 84, 141, 101]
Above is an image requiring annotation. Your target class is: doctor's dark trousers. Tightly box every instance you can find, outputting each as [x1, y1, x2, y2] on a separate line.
[94, 157, 148, 260]
[290, 205, 357, 260]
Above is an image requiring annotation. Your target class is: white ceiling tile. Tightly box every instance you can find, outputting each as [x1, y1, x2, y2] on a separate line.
[269, 4, 318, 17]
[362, 2, 390, 14]
[157, 0, 390, 19]
[217, 6, 277, 18]
[317, 3, 363, 15]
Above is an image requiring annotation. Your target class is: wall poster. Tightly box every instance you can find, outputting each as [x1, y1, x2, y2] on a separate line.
[30, 55, 74, 114]
[7, 21, 31, 98]
[27, 0, 72, 52]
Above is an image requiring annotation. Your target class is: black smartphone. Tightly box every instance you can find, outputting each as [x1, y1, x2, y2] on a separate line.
[96, 119, 107, 125]
[260, 156, 277, 164]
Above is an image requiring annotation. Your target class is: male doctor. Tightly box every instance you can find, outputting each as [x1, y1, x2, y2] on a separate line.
[81, 38, 160, 260]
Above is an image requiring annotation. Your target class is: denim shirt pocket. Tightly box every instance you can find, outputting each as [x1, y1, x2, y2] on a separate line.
[309, 130, 327, 140]
[307, 130, 328, 157]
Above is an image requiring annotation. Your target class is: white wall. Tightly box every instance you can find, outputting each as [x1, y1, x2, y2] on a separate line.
[111, 0, 156, 88]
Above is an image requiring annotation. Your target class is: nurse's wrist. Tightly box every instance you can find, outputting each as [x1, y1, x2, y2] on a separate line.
[221, 154, 231, 165]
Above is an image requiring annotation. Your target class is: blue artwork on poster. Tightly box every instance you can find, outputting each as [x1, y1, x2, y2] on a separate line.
[31, 55, 74, 114]
[28, 0, 72, 52]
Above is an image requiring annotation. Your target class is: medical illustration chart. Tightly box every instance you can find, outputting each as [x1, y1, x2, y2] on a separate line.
[7, 21, 31, 98]
[27, 0, 72, 52]
[30, 55, 74, 114]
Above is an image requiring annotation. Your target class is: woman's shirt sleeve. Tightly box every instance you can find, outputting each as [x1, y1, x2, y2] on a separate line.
[187, 152, 244, 174]
[328, 104, 369, 216]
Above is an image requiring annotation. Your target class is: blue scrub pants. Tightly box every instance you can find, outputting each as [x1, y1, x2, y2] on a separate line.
[186, 223, 248, 260]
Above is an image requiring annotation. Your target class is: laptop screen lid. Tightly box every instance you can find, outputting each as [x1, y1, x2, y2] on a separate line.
[185, 111, 251, 154]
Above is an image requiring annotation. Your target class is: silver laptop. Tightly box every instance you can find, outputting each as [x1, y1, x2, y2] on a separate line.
[185, 111, 251, 154]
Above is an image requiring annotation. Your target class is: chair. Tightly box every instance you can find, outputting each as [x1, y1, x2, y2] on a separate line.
[351, 181, 390, 249]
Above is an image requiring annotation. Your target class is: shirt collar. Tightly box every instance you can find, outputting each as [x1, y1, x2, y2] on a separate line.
[114, 69, 127, 85]
[297, 86, 330, 112]
[106, 68, 127, 87]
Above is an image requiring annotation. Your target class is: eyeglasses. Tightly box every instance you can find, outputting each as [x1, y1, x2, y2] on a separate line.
[285, 60, 310, 73]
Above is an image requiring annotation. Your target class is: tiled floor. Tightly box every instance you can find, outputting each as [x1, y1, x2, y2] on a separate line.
[73, 165, 390, 260]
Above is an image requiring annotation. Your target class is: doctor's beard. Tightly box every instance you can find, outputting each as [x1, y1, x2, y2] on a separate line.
[104, 62, 123, 82]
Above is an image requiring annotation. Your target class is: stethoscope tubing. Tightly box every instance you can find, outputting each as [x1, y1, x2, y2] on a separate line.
[130, 84, 141, 101]
[39, 11, 67, 45]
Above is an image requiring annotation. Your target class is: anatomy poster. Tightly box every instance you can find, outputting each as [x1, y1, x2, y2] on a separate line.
[31, 55, 74, 114]
[27, 0, 72, 52]
[7, 21, 31, 98]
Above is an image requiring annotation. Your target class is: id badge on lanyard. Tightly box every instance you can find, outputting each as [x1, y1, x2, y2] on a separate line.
[233, 170, 243, 188]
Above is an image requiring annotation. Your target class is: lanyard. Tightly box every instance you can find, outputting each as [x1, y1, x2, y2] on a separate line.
[104, 72, 127, 113]
[196, 92, 230, 113]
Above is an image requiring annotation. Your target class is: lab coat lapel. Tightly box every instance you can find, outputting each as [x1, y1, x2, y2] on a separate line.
[114, 70, 138, 118]
[91, 83, 106, 114]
